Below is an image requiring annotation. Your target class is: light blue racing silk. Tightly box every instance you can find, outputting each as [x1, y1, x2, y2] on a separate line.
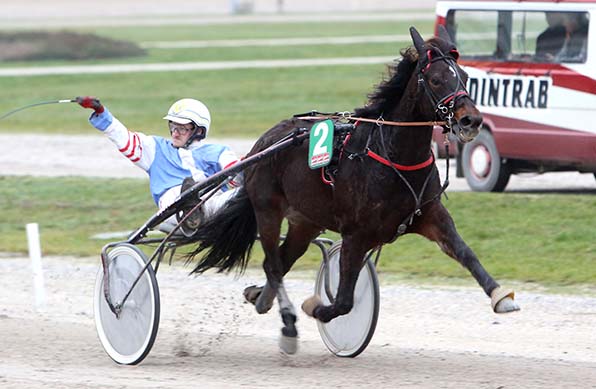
[148, 137, 230, 204]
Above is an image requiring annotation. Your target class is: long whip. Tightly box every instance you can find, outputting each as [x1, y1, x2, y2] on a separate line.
[0, 99, 76, 121]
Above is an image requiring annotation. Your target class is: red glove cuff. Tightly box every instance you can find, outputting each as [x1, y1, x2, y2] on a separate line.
[76, 96, 104, 114]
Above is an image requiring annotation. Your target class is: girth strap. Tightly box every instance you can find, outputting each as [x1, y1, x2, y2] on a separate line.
[367, 149, 434, 171]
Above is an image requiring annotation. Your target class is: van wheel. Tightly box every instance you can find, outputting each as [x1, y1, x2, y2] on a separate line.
[461, 129, 511, 192]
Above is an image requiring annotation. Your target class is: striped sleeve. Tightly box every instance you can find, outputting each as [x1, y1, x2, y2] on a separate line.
[219, 148, 243, 187]
[102, 116, 156, 171]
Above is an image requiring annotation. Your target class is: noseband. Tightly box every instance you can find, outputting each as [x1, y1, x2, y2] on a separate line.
[417, 48, 470, 132]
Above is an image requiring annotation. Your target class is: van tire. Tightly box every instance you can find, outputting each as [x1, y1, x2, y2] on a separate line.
[461, 129, 511, 192]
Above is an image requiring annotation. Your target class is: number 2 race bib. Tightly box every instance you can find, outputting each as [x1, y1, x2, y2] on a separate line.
[308, 120, 334, 169]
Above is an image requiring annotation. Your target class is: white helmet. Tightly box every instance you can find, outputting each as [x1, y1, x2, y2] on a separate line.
[163, 98, 211, 135]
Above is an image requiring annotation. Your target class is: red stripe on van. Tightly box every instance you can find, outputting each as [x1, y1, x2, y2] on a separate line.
[460, 60, 596, 95]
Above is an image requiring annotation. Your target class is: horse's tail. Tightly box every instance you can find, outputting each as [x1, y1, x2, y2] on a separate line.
[186, 187, 257, 274]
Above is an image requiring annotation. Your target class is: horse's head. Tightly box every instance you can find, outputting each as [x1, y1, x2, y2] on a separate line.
[410, 26, 482, 143]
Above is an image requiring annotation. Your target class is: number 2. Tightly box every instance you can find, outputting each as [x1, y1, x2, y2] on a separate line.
[313, 121, 329, 155]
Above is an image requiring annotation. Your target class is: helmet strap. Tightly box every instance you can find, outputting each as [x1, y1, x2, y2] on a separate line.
[183, 126, 206, 148]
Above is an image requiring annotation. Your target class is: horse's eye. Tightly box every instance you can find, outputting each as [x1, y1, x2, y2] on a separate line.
[430, 76, 442, 87]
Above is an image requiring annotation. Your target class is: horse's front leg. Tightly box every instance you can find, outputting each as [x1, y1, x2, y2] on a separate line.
[413, 201, 520, 313]
[302, 236, 368, 323]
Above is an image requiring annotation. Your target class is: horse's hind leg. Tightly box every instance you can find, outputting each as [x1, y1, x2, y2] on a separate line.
[251, 209, 284, 314]
[249, 206, 304, 353]
[248, 221, 322, 354]
[276, 282, 299, 354]
[245, 220, 322, 311]
[413, 202, 520, 313]
[276, 221, 323, 353]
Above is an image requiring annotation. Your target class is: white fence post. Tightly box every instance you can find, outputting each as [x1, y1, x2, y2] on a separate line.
[26, 223, 46, 311]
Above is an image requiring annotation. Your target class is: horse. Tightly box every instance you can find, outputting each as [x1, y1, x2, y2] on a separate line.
[187, 26, 520, 354]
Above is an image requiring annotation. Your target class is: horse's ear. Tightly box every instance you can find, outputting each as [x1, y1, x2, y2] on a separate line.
[437, 24, 453, 45]
[409, 26, 426, 56]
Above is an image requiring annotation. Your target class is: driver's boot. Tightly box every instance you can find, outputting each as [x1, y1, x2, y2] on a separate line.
[179, 177, 204, 236]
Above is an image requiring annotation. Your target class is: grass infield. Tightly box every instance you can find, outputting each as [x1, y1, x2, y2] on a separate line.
[1, 176, 594, 288]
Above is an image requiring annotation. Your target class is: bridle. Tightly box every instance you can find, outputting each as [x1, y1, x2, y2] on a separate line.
[416, 47, 471, 134]
[355, 46, 472, 240]
[375, 47, 473, 240]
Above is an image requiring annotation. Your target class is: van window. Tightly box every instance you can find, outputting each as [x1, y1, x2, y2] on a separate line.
[446, 10, 589, 63]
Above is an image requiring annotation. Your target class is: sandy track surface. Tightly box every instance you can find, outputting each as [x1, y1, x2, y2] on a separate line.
[1, 255, 595, 388]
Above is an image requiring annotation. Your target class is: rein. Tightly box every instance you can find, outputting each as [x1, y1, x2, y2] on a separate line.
[295, 112, 439, 172]
[295, 114, 445, 128]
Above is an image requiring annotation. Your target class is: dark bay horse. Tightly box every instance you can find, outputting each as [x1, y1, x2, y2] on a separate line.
[188, 26, 520, 354]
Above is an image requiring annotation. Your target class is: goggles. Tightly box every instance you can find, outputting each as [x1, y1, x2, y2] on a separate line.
[168, 121, 195, 135]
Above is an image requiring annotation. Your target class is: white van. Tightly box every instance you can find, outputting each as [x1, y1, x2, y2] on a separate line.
[435, 0, 596, 191]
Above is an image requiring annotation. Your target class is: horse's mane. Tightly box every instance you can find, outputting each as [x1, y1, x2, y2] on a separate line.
[354, 37, 450, 119]
[354, 46, 419, 118]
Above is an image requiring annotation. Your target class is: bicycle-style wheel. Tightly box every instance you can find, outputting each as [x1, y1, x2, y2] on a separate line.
[314, 240, 380, 357]
[94, 243, 160, 365]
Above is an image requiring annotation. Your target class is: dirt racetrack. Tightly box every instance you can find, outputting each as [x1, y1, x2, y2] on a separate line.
[1, 255, 595, 388]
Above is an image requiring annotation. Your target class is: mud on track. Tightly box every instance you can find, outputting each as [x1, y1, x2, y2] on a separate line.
[1, 255, 595, 388]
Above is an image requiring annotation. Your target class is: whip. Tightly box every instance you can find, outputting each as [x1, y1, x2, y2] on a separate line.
[0, 99, 77, 121]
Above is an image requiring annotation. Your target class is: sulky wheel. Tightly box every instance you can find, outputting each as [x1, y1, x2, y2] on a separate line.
[314, 240, 380, 358]
[94, 243, 160, 365]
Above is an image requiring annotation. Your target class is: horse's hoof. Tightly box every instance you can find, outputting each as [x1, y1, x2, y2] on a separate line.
[301, 295, 323, 317]
[279, 334, 298, 355]
[255, 284, 275, 314]
[255, 299, 273, 314]
[243, 285, 262, 305]
[491, 287, 520, 313]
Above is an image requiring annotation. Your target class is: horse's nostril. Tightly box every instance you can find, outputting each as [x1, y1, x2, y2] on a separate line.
[459, 114, 482, 129]
[459, 115, 472, 128]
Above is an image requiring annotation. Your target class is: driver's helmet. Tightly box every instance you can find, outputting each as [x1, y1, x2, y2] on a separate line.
[163, 98, 211, 139]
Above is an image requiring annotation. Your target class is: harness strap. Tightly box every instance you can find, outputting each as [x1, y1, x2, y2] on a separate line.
[367, 149, 434, 171]
[441, 90, 468, 105]
[295, 115, 445, 127]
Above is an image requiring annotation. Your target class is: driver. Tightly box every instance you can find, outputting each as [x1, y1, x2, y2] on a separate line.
[77, 96, 242, 233]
